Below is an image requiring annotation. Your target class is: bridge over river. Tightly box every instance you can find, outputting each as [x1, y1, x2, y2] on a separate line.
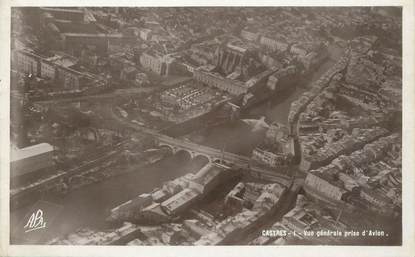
[155, 133, 293, 186]
[106, 106, 293, 186]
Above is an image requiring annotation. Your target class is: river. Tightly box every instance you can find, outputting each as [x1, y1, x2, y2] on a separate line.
[10, 154, 209, 244]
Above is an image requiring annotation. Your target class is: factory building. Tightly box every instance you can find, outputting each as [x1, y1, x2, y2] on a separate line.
[11, 143, 55, 186]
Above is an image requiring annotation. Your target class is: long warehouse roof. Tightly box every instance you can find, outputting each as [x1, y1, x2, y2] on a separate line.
[11, 143, 53, 162]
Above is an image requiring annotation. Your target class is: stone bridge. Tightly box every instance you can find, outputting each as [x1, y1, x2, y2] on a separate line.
[156, 134, 250, 163]
[155, 134, 293, 186]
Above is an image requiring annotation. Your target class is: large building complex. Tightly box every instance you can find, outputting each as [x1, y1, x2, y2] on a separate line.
[14, 49, 84, 90]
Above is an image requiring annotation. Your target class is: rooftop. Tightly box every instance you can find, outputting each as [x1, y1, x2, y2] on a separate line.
[161, 188, 200, 212]
[62, 33, 124, 38]
[11, 143, 54, 162]
[40, 7, 84, 14]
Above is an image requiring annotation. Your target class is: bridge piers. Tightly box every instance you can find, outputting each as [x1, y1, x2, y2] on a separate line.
[154, 135, 292, 186]
[158, 142, 212, 162]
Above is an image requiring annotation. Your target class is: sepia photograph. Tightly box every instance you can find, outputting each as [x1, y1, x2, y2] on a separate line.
[4, 4, 409, 250]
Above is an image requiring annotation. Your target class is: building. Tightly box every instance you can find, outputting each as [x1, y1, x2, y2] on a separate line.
[14, 49, 84, 90]
[11, 143, 55, 181]
[216, 43, 245, 75]
[193, 67, 247, 95]
[299, 127, 389, 171]
[224, 182, 245, 214]
[120, 66, 138, 81]
[14, 50, 41, 76]
[196, 182, 286, 245]
[61, 33, 135, 56]
[252, 148, 286, 168]
[42, 53, 80, 88]
[241, 29, 260, 42]
[40, 60, 56, 79]
[252, 183, 286, 212]
[259, 35, 289, 52]
[138, 202, 170, 223]
[304, 172, 347, 203]
[183, 219, 212, 238]
[282, 208, 319, 235]
[55, 66, 83, 90]
[160, 188, 201, 216]
[159, 81, 220, 113]
[139, 50, 167, 75]
[139, 28, 152, 41]
[108, 193, 152, 221]
[40, 7, 85, 22]
[191, 163, 236, 194]
[290, 43, 308, 57]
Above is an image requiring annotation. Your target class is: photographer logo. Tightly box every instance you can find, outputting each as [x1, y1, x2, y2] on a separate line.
[24, 209, 46, 233]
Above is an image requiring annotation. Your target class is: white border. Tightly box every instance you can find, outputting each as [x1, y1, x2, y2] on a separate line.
[0, 1, 414, 257]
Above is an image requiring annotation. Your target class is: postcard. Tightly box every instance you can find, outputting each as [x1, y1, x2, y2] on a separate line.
[0, 1, 414, 257]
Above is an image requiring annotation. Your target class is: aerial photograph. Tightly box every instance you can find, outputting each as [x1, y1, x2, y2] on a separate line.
[9, 7, 402, 246]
